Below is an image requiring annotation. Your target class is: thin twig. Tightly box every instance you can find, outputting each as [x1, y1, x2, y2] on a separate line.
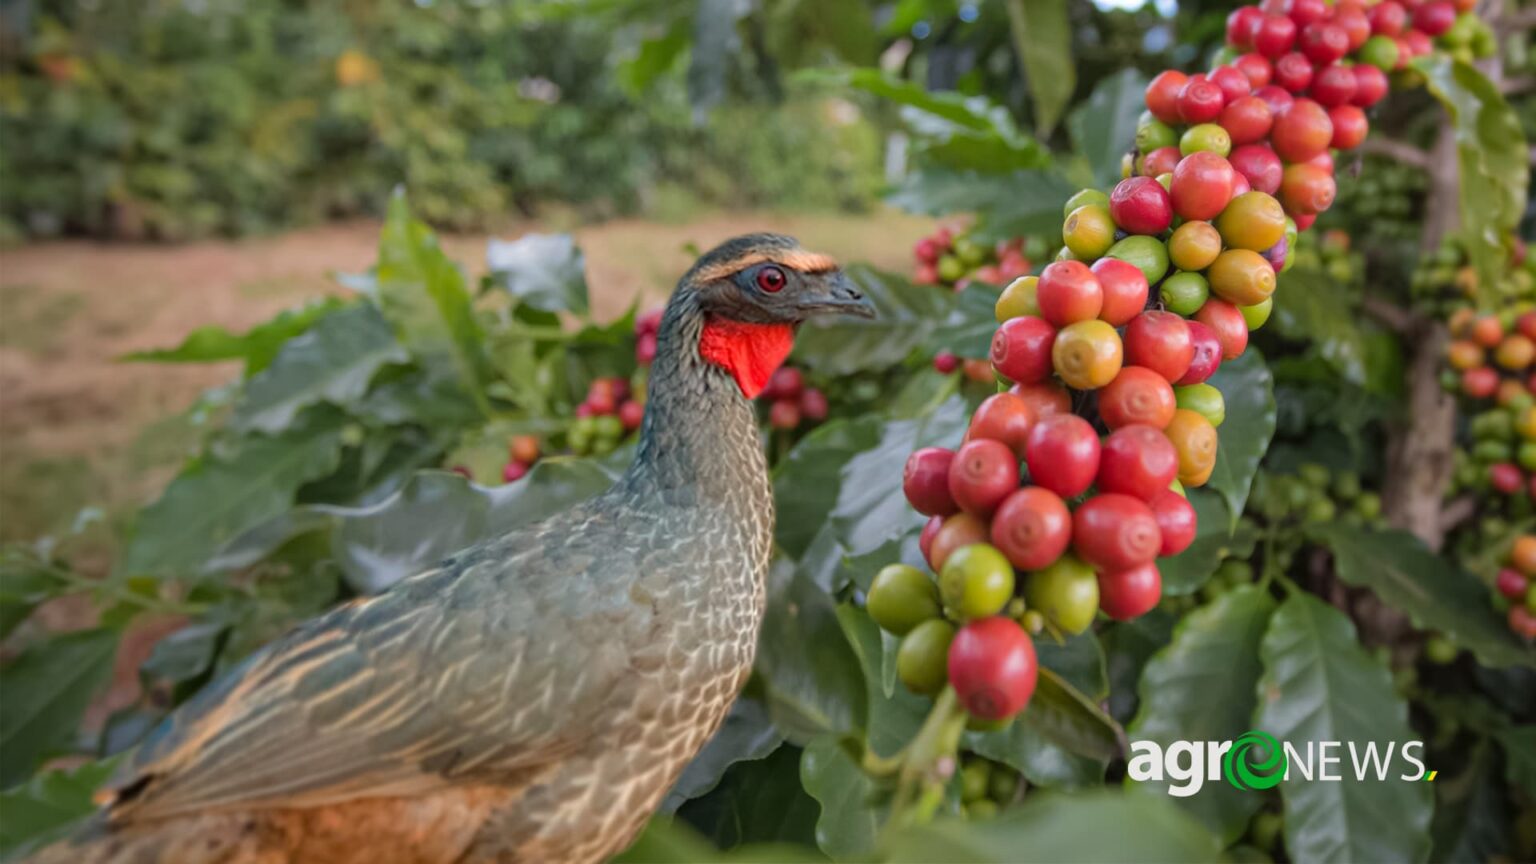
[1355, 137, 1432, 171]
[1438, 495, 1478, 534]
[1361, 295, 1415, 334]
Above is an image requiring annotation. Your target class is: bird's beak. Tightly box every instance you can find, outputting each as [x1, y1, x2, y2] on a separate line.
[799, 271, 877, 319]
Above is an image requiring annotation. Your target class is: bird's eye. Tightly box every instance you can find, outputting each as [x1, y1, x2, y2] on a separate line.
[756, 265, 786, 293]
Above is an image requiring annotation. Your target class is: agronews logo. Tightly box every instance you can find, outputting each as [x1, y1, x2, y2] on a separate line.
[1128, 731, 1432, 798]
[1222, 730, 1286, 791]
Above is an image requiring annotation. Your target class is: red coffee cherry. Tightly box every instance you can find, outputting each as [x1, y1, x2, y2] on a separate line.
[1072, 493, 1163, 571]
[1230, 144, 1284, 195]
[991, 486, 1073, 570]
[1125, 311, 1196, 384]
[1110, 176, 1175, 235]
[948, 617, 1038, 721]
[904, 447, 959, 516]
[949, 438, 1021, 519]
[1091, 258, 1151, 327]
[1145, 70, 1190, 124]
[968, 393, 1037, 459]
[1178, 320, 1225, 385]
[1099, 366, 1178, 430]
[1232, 53, 1273, 88]
[1177, 74, 1227, 124]
[991, 315, 1058, 385]
[1026, 414, 1102, 499]
[1220, 96, 1274, 146]
[1097, 424, 1181, 502]
[1311, 64, 1358, 107]
[1098, 562, 1163, 621]
[1149, 490, 1198, 556]
[1037, 261, 1105, 327]
[1271, 98, 1333, 163]
[1194, 299, 1251, 360]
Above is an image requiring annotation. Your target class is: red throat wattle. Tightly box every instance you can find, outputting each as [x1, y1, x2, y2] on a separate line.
[699, 318, 796, 399]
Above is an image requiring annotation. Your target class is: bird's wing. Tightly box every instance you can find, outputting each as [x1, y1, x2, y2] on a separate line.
[107, 505, 662, 821]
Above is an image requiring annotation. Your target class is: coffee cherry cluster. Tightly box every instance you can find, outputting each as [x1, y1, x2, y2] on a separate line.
[958, 756, 1023, 819]
[1290, 228, 1360, 285]
[1497, 536, 1536, 640]
[913, 225, 1039, 290]
[876, 0, 1487, 727]
[760, 366, 830, 431]
[1445, 310, 1536, 495]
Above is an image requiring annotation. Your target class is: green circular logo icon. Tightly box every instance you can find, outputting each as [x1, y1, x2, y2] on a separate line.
[1224, 730, 1287, 791]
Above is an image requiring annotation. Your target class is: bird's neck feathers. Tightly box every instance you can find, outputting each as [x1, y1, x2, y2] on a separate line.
[618, 291, 776, 511]
[698, 318, 795, 399]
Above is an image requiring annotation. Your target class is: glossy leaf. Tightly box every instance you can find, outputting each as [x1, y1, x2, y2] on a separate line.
[1496, 726, 1536, 796]
[1127, 587, 1276, 841]
[485, 232, 590, 316]
[772, 417, 884, 559]
[124, 408, 347, 577]
[830, 395, 970, 556]
[1206, 348, 1276, 529]
[800, 733, 882, 860]
[1255, 592, 1433, 864]
[1068, 68, 1147, 189]
[927, 283, 1003, 360]
[1102, 608, 1175, 724]
[376, 192, 489, 404]
[121, 297, 347, 375]
[0, 629, 118, 786]
[1415, 56, 1529, 294]
[231, 303, 407, 433]
[882, 789, 1223, 862]
[1005, 0, 1075, 136]
[1311, 526, 1536, 669]
[832, 69, 1049, 170]
[0, 757, 121, 860]
[674, 745, 822, 850]
[1159, 489, 1257, 596]
[887, 168, 1077, 245]
[757, 559, 866, 744]
[615, 815, 827, 864]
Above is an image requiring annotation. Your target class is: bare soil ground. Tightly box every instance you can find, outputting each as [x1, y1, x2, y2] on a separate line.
[0, 210, 930, 546]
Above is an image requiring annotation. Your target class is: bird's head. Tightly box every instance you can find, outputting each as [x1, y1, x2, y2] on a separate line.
[681, 233, 875, 399]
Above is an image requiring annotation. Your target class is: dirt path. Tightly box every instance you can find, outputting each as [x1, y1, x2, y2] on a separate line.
[0, 210, 929, 542]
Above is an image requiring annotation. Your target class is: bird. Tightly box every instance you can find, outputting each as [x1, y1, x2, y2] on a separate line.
[32, 234, 874, 864]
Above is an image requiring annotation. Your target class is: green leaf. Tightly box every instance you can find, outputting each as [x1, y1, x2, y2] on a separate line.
[1429, 740, 1516, 864]
[773, 417, 885, 559]
[881, 789, 1223, 862]
[1004, 0, 1075, 136]
[1414, 56, 1529, 295]
[1255, 592, 1433, 864]
[1127, 587, 1276, 842]
[757, 559, 867, 744]
[123, 408, 347, 577]
[615, 815, 827, 864]
[0, 629, 118, 786]
[1496, 726, 1536, 797]
[1067, 68, 1146, 189]
[230, 303, 407, 434]
[1103, 608, 1175, 724]
[838, 604, 927, 757]
[1311, 526, 1536, 669]
[927, 284, 1002, 360]
[1158, 489, 1257, 596]
[375, 192, 489, 407]
[674, 745, 823, 851]
[830, 396, 970, 555]
[0, 756, 121, 861]
[800, 733, 882, 860]
[1206, 348, 1276, 528]
[120, 297, 347, 375]
[0, 556, 57, 640]
[830, 69, 1049, 171]
[793, 265, 957, 377]
[1272, 269, 1369, 384]
[889, 168, 1077, 246]
[663, 697, 783, 812]
[485, 232, 590, 316]
[1027, 666, 1123, 763]
[615, 15, 690, 96]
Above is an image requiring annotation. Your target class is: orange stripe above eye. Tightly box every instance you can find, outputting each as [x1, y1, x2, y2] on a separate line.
[694, 250, 840, 282]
